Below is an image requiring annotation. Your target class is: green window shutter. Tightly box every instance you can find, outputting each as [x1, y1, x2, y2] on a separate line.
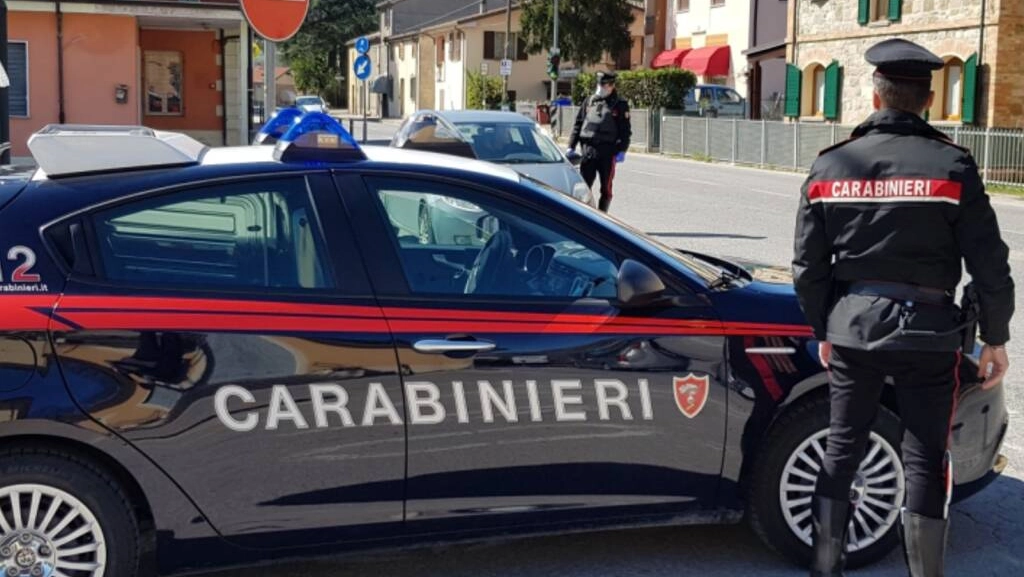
[888, 0, 902, 21]
[858, 0, 870, 25]
[785, 64, 802, 118]
[824, 61, 841, 120]
[962, 53, 979, 124]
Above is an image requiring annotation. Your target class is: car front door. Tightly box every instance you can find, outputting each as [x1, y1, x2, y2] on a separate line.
[344, 173, 729, 534]
[48, 173, 407, 549]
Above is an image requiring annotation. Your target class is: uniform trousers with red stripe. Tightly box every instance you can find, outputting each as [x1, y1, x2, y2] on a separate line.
[815, 346, 960, 519]
[580, 143, 618, 212]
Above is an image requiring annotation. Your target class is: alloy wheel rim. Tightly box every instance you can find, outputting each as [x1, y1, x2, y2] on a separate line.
[0, 484, 106, 577]
[779, 428, 905, 552]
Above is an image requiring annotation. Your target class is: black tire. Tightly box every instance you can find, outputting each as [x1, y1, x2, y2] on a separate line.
[0, 448, 140, 577]
[747, 394, 904, 569]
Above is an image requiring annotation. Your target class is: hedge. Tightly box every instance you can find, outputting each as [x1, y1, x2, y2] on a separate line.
[467, 71, 506, 110]
[572, 68, 697, 110]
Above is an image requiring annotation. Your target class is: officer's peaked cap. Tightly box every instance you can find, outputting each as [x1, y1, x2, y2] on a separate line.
[597, 70, 617, 83]
[865, 38, 943, 82]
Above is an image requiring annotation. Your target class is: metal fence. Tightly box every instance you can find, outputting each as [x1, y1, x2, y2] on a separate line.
[551, 106, 1024, 187]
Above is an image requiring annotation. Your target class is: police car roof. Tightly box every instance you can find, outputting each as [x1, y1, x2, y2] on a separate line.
[199, 143, 522, 182]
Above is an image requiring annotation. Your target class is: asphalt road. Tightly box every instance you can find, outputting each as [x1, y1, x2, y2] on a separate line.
[200, 124, 1024, 577]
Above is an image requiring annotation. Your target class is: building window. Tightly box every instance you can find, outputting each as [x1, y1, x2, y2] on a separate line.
[484, 32, 528, 61]
[813, 67, 826, 116]
[872, 0, 889, 21]
[6, 42, 28, 118]
[937, 57, 964, 121]
[677, 0, 689, 11]
[800, 63, 825, 117]
[860, 0, 901, 24]
[711, 0, 725, 6]
[144, 51, 183, 116]
[450, 32, 462, 62]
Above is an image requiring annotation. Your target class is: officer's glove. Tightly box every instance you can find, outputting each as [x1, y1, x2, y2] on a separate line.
[615, 151, 626, 163]
[565, 146, 576, 156]
[978, 344, 1009, 390]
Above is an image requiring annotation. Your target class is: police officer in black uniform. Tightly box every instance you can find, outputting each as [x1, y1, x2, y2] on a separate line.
[568, 71, 632, 212]
[793, 39, 1014, 577]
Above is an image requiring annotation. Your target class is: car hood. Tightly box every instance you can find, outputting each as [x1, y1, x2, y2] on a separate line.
[680, 250, 809, 331]
[505, 163, 580, 196]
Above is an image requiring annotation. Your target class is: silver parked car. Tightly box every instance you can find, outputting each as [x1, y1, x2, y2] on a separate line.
[392, 110, 594, 206]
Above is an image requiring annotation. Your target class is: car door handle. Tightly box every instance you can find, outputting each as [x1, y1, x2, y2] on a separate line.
[413, 339, 496, 354]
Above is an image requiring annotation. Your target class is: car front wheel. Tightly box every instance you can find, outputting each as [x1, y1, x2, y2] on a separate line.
[748, 395, 906, 569]
[0, 449, 140, 577]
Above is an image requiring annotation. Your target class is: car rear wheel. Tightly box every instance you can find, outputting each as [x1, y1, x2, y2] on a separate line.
[747, 395, 905, 569]
[0, 450, 139, 577]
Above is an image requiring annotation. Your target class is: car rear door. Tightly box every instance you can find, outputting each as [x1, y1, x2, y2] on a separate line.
[46, 172, 407, 549]
[342, 171, 729, 534]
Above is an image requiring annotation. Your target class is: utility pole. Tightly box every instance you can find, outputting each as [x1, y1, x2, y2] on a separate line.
[0, 0, 9, 165]
[502, 0, 512, 108]
[550, 0, 559, 102]
[263, 39, 276, 122]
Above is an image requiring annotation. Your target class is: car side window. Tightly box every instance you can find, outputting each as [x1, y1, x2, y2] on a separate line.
[90, 177, 333, 290]
[720, 89, 742, 104]
[367, 177, 619, 299]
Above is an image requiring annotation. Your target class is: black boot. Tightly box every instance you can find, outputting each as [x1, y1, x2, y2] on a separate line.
[598, 196, 611, 212]
[810, 496, 851, 577]
[902, 510, 948, 577]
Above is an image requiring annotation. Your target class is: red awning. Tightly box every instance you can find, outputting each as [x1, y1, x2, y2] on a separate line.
[679, 45, 731, 76]
[651, 48, 691, 69]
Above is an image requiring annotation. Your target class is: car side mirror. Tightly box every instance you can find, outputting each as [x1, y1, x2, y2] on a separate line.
[617, 259, 666, 308]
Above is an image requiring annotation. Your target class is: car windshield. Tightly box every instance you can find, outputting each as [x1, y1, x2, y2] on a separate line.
[296, 97, 321, 106]
[517, 176, 726, 285]
[454, 121, 563, 164]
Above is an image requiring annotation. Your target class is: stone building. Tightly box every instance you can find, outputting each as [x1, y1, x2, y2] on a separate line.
[787, 0, 1024, 128]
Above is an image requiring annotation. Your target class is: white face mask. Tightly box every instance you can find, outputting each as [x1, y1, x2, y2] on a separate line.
[595, 84, 612, 98]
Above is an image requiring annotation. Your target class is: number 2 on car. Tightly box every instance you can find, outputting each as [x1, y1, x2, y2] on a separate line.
[0, 246, 42, 283]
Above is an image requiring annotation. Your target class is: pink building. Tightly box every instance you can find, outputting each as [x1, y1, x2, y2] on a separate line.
[7, 0, 254, 160]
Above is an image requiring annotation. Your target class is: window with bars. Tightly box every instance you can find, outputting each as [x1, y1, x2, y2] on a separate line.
[7, 42, 29, 117]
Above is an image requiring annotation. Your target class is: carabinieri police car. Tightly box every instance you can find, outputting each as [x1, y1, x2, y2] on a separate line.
[0, 114, 1007, 577]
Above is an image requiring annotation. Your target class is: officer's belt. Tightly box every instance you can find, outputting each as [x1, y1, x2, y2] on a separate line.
[846, 281, 954, 307]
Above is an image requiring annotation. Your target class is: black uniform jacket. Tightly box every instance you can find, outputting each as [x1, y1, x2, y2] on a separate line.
[569, 92, 632, 153]
[793, 109, 1014, 351]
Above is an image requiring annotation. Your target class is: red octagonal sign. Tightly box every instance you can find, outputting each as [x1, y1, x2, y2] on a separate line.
[241, 0, 310, 42]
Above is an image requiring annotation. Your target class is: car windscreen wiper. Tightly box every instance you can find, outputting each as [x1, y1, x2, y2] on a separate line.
[708, 269, 743, 290]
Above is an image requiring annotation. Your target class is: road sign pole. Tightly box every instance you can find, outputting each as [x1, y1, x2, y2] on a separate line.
[363, 79, 368, 143]
[264, 39, 276, 119]
[0, 0, 10, 165]
[550, 0, 559, 102]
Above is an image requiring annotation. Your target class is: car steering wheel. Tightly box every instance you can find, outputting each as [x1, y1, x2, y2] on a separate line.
[464, 229, 515, 295]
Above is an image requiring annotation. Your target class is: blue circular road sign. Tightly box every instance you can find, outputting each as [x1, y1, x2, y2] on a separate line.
[356, 37, 370, 55]
[353, 54, 372, 81]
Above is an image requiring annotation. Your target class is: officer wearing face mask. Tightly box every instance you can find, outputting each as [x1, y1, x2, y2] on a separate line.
[567, 71, 631, 212]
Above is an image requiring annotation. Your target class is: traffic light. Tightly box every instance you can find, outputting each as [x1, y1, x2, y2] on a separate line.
[547, 53, 561, 80]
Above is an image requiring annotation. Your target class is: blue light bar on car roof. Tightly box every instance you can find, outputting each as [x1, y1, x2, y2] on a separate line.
[273, 112, 366, 163]
[253, 107, 303, 145]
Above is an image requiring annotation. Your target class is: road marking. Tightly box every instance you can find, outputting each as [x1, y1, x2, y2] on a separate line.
[626, 169, 722, 187]
[751, 188, 794, 198]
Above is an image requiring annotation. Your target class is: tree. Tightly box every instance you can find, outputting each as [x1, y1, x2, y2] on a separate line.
[280, 0, 376, 103]
[519, 0, 635, 68]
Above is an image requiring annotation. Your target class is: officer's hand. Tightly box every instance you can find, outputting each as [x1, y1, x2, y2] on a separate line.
[818, 341, 832, 369]
[565, 147, 576, 156]
[978, 345, 1009, 390]
[615, 151, 626, 163]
